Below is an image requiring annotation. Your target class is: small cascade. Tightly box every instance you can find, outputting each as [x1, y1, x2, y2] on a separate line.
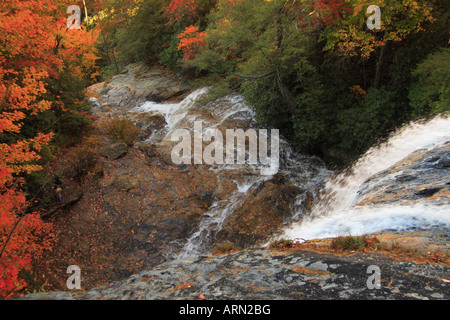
[130, 88, 330, 256]
[131, 88, 209, 143]
[176, 176, 269, 258]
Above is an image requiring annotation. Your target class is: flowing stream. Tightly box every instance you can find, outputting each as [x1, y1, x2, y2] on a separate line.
[130, 87, 449, 253]
[130, 88, 331, 256]
[280, 115, 450, 240]
[176, 176, 268, 258]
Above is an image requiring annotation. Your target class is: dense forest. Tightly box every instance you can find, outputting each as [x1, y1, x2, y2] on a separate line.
[0, 0, 448, 299]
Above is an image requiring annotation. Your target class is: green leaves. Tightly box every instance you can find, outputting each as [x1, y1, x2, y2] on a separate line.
[320, 0, 435, 59]
[109, 0, 448, 167]
[409, 48, 450, 117]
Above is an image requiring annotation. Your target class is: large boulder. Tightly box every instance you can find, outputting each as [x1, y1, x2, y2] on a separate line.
[355, 141, 450, 206]
[216, 174, 307, 248]
[100, 142, 128, 160]
[91, 63, 191, 113]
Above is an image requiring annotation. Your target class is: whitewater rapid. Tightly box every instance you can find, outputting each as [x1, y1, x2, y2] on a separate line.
[281, 115, 450, 240]
[131, 88, 331, 256]
[131, 87, 449, 247]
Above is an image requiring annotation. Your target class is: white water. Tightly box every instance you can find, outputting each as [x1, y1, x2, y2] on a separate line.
[176, 176, 269, 258]
[283, 204, 450, 240]
[132, 87, 449, 250]
[131, 88, 257, 144]
[131, 88, 209, 143]
[281, 115, 450, 240]
[133, 88, 330, 257]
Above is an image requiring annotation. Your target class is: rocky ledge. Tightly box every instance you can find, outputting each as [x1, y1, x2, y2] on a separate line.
[19, 248, 449, 300]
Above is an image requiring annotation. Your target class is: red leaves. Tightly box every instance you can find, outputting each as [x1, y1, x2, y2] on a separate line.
[0, 178, 55, 299]
[177, 25, 206, 60]
[313, 0, 344, 25]
[165, 0, 199, 24]
[0, 0, 100, 299]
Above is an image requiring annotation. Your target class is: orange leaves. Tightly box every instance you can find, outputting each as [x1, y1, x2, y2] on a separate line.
[177, 25, 206, 61]
[165, 0, 199, 24]
[0, 135, 53, 175]
[349, 85, 367, 99]
[0, 0, 99, 299]
[0, 167, 55, 299]
[0, 3, 60, 76]
[0, 0, 100, 174]
[0, 67, 54, 175]
[178, 24, 201, 38]
[0, 68, 51, 133]
[59, 27, 101, 81]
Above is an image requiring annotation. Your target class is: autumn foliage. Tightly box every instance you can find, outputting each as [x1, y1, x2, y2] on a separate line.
[0, 177, 54, 299]
[165, 0, 199, 24]
[313, 0, 344, 25]
[0, 0, 99, 299]
[319, 0, 435, 58]
[177, 25, 207, 60]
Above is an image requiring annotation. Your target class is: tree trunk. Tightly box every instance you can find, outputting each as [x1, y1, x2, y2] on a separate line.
[101, 31, 112, 65]
[83, 0, 88, 26]
[374, 44, 387, 89]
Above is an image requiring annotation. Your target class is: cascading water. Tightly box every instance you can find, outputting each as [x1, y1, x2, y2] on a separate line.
[132, 88, 209, 143]
[130, 88, 331, 257]
[280, 115, 450, 241]
[176, 176, 269, 258]
[129, 85, 449, 252]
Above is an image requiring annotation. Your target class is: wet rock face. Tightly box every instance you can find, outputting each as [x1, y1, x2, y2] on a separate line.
[89, 63, 191, 113]
[18, 249, 449, 300]
[355, 142, 450, 206]
[132, 113, 167, 141]
[41, 64, 330, 292]
[46, 143, 322, 291]
[216, 178, 305, 248]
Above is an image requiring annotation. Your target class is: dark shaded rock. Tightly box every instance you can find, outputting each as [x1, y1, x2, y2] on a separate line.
[110, 176, 138, 191]
[131, 113, 167, 141]
[198, 192, 215, 207]
[216, 179, 304, 249]
[140, 242, 158, 255]
[134, 142, 158, 163]
[100, 142, 128, 160]
[414, 187, 443, 198]
[423, 153, 450, 169]
[110, 268, 132, 282]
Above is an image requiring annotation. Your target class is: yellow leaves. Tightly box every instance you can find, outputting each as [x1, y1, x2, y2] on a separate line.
[56, 26, 100, 84]
[349, 85, 367, 99]
[324, 0, 434, 59]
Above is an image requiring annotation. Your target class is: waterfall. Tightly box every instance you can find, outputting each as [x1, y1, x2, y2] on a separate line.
[131, 88, 209, 143]
[281, 115, 450, 240]
[131, 88, 330, 257]
[129, 84, 449, 250]
[176, 176, 269, 258]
